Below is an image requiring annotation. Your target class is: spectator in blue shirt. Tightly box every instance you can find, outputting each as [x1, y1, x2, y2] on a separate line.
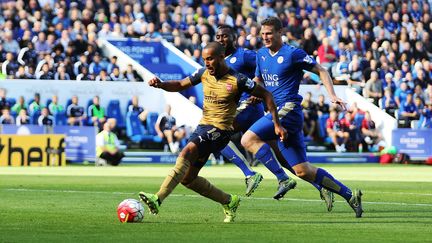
[106, 56, 119, 74]
[52, 8, 71, 29]
[89, 52, 104, 76]
[381, 88, 398, 116]
[419, 104, 432, 128]
[394, 81, 411, 107]
[399, 93, 418, 128]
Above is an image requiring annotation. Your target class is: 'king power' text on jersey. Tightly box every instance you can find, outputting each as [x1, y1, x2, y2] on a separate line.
[255, 44, 316, 106]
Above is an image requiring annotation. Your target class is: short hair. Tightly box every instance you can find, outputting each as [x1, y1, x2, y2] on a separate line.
[204, 42, 225, 56]
[217, 24, 236, 37]
[261, 16, 283, 31]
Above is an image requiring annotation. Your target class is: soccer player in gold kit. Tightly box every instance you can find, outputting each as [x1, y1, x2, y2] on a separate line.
[139, 42, 285, 222]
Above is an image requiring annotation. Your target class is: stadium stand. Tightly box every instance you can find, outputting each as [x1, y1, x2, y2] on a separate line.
[0, 0, 431, 152]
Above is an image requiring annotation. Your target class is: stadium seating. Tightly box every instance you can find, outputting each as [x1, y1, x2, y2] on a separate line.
[65, 99, 73, 109]
[106, 99, 125, 128]
[27, 99, 34, 107]
[148, 112, 163, 143]
[146, 112, 159, 137]
[125, 99, 133, 114]
[45, 98, 52, 108]
[125, 110, 163, 145]
[86, 99, 95, 126]
[55, 111, 68, 126]
[126, 111, 148, 143]
[0, 0, 428, 152]
[30, 110, 41, 124]
[6, 98, 16, 108]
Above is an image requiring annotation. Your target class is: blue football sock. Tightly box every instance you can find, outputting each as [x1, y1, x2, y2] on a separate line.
[280, 163, 322, 191]
[310, 182, 322, 191]
[221, 142, 255, 177]
[255, 144, 288, 181]
[314, 168, 352, 201]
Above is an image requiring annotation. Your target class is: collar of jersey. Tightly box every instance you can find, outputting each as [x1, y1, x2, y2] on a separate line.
[268, 49, 280, 57]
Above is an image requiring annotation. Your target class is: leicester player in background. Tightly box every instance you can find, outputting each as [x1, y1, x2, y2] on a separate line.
[140, 42, 286, 222]
[241, 17, 363, 217]
[216, 25, 334, 210]
[215, 25, 266, 197]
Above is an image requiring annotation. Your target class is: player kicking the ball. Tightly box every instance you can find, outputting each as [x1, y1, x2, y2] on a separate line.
[140, 42, 286, 222]
[241, 17, 363, 217]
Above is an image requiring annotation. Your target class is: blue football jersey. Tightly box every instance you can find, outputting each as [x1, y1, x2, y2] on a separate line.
[255, 44, 316, 106]
[225, 47, 256, 101]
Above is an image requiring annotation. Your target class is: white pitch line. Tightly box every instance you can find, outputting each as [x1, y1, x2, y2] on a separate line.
[363, 191, 432, 196]
[3, 188, 432, 207]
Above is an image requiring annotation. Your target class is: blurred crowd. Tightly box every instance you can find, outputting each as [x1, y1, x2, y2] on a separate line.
[0, 0, 432, 151]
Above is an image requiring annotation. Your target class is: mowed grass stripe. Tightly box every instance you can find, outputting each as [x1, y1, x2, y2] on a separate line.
[1, 164, 432, 182]
[4, 188, 432, 207]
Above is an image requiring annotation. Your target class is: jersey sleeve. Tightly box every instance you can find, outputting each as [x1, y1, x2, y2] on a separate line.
[292, 48, 317, 71]
[237, 73, 257, 94]
[254, 51, 261, 79]
[187, 68, 206, 86]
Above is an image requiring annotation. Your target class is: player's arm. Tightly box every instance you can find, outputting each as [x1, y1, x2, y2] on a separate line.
[246, 76, 264, 104]
[253, 76, 264, 86]
[250, 84, 287, 140]
[148, 76, 192, 92]
[311, 63, 347, 110]
[148, 68, 205, 92]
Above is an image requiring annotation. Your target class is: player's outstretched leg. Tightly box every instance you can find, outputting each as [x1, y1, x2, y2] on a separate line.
[139, 147, 192, 215]
[253, 143, 296, 200]
[320, 188, 335, 212]
[222, 195, 241, 223]
[269, 140, 334, 209]
[138, 192, 160, 215]
[280, 157, 334, 211]
[293, 163, 363, 217]
[286, 165, 334, 212]
[182, 174, 240, 223]
[220, 141, 263, 196]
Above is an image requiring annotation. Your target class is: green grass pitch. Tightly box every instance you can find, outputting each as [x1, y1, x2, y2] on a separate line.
[1, 164, 432, 242]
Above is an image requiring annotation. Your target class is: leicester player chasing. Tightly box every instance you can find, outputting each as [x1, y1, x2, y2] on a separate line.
[216, 25, 334, 211]
[140, 42, 285, 222]
[241, 17, 363, 217]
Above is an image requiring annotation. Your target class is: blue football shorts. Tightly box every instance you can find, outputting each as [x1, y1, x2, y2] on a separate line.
[248, 102, 307, 166]
[234, 101, 264, 133]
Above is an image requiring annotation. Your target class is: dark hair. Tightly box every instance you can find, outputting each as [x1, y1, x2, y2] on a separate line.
[261, 16, 283, 31]
[204, 42, 225, 56]
[217, 24, 236, 38]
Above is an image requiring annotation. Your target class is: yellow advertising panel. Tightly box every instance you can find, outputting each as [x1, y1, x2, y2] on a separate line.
[0, 135, 66, 166]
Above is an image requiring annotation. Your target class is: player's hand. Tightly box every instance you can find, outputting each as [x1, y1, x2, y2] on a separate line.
[274, 124, 287, 141]
[331, 97, 347, 111]
[148, 77, 162, 88]
[248, 96, 262, 104]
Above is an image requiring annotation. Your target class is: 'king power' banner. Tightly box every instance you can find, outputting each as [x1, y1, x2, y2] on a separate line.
[392, 129, 432, 158]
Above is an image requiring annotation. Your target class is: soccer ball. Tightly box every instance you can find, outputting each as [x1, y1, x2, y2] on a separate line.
[117, 199, 144, 223]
